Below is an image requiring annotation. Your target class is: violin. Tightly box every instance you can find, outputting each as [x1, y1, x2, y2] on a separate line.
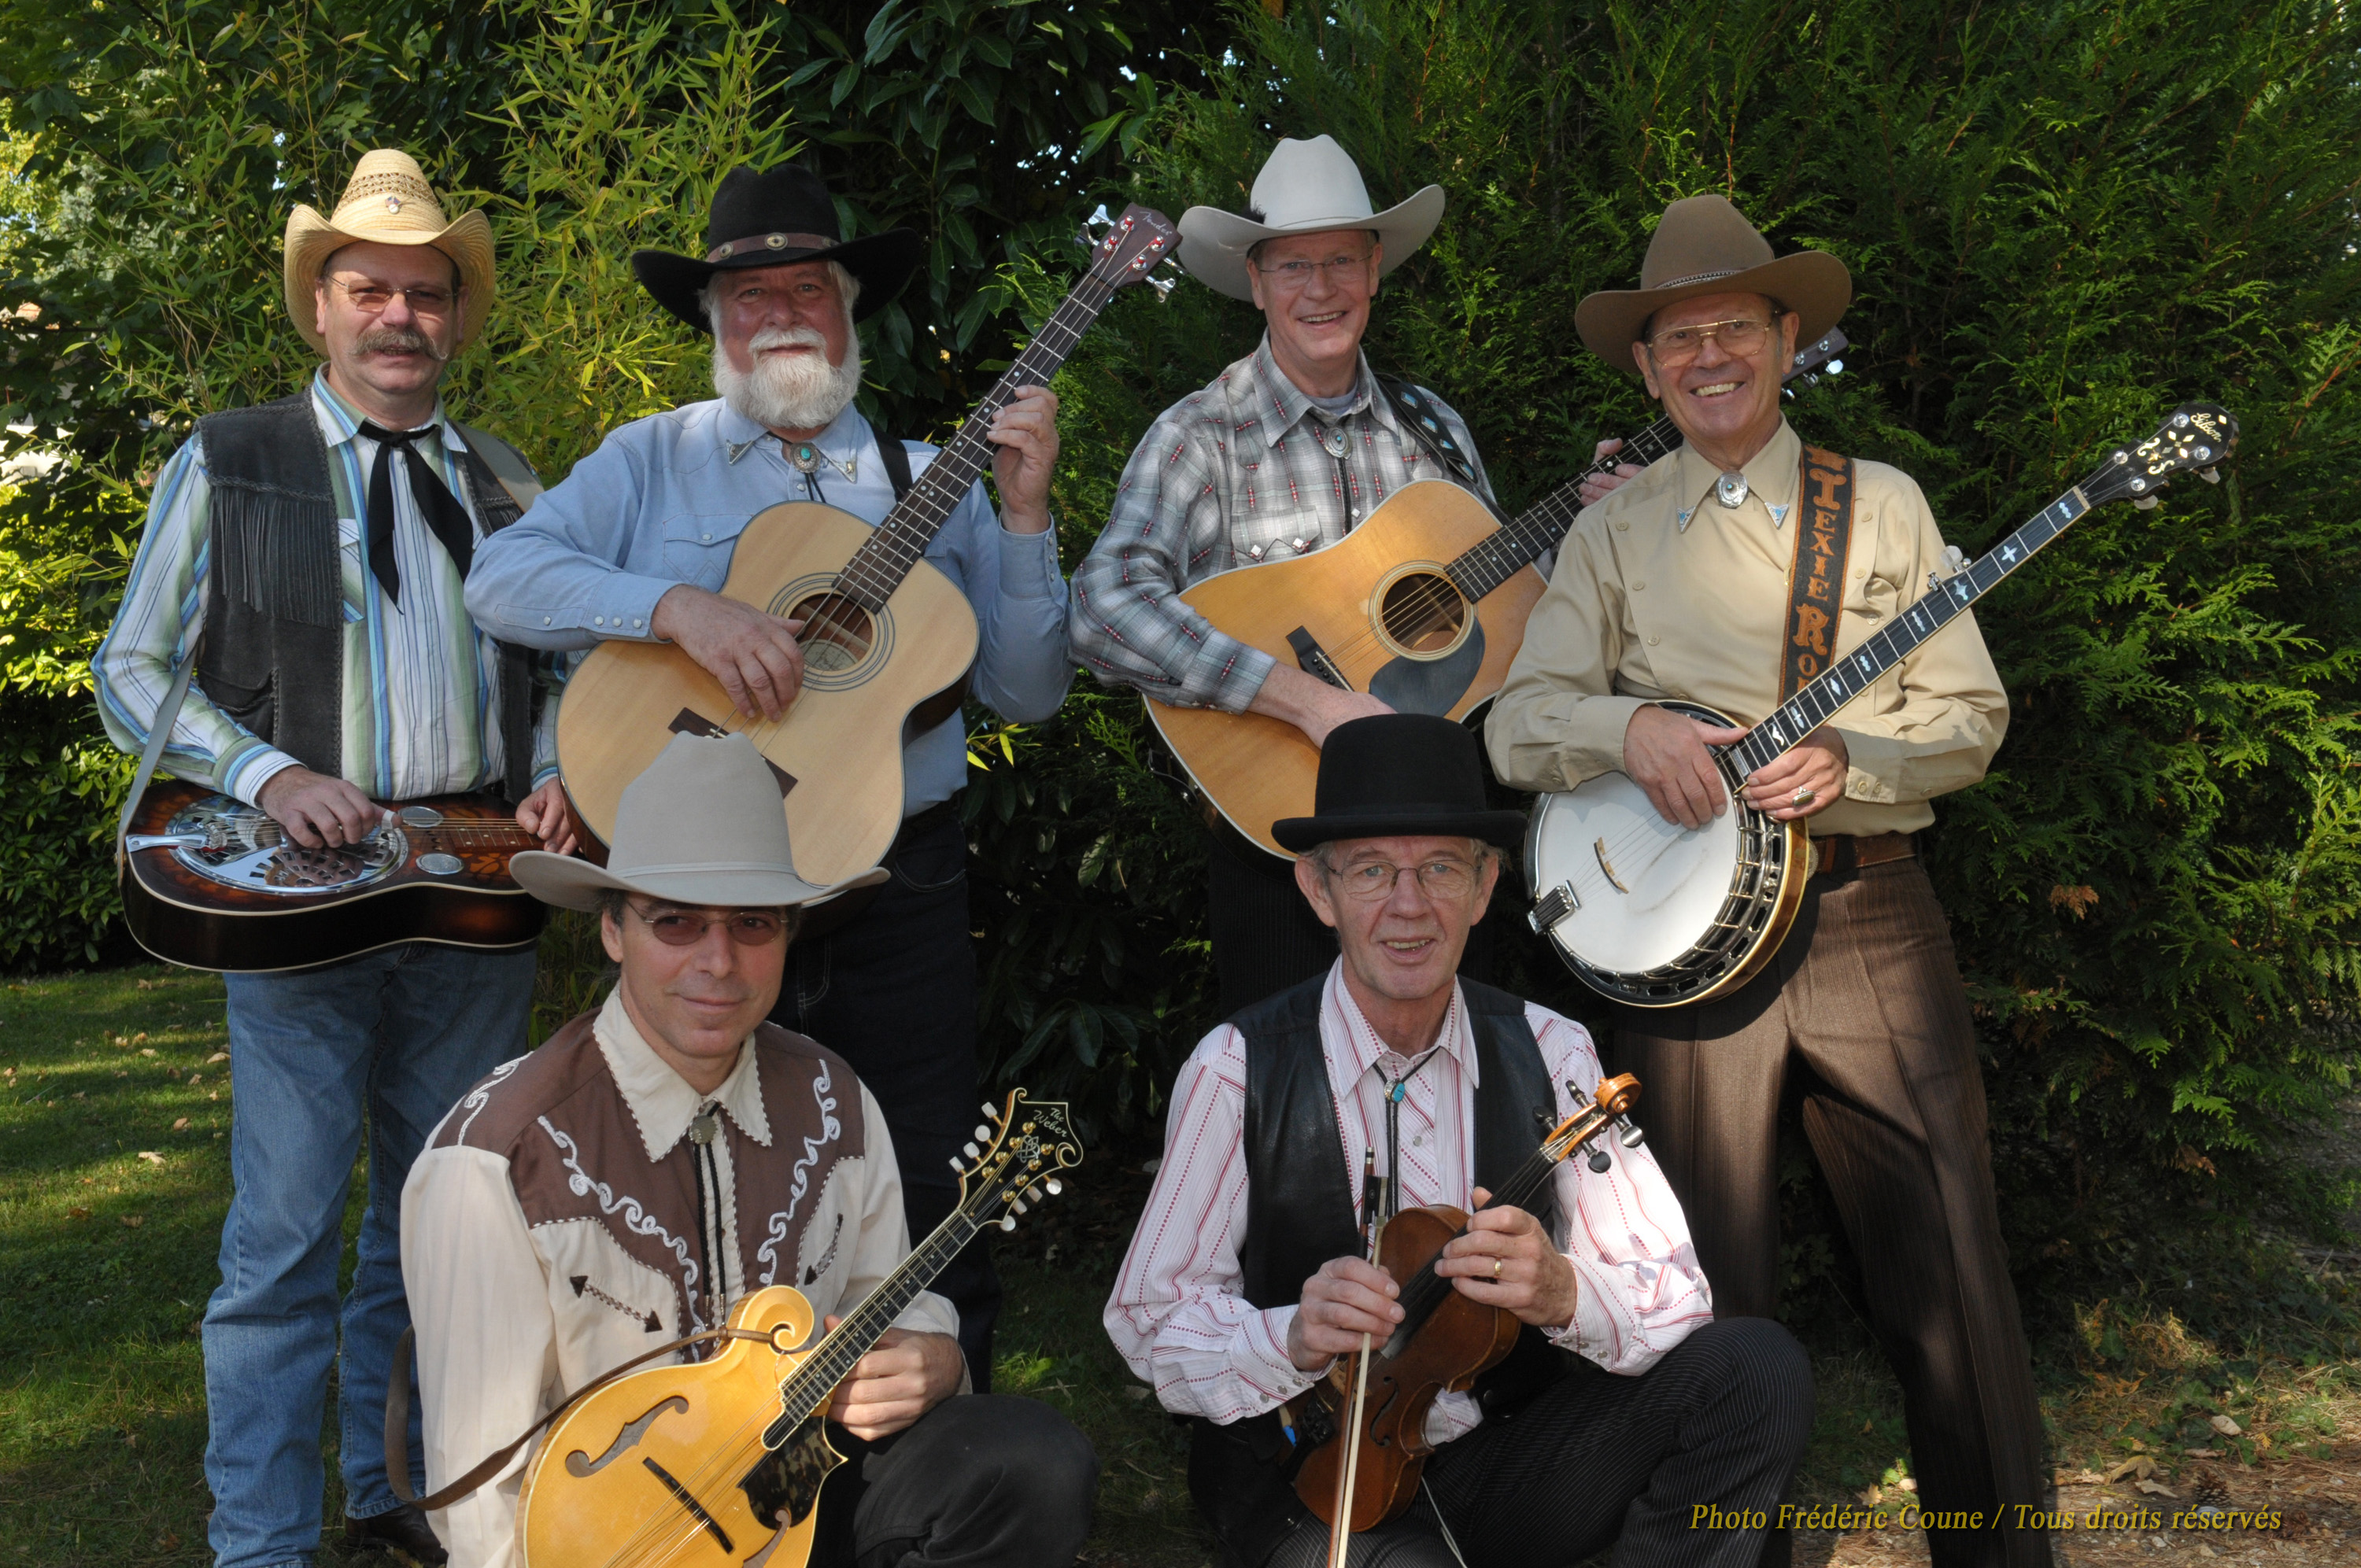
[1288, 1073, 1643, 1541]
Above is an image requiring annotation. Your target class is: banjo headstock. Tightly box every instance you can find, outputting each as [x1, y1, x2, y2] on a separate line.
[2075, 402, 2237, 510]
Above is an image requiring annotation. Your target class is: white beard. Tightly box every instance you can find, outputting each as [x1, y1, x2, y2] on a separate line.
[712, 325, 863, 432]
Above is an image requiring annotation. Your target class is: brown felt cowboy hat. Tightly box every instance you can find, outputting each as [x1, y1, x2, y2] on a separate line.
[1575, 194, 1851, 375]
[631, 164, 922, 333]
[283, 149, 497, 356]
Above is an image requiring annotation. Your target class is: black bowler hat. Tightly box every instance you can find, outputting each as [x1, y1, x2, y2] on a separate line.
[630, 164, 923, 333]
[1272, 715, 1528, 854]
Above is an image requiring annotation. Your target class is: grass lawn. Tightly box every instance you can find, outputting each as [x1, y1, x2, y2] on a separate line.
[5, 963, 2357, 1566]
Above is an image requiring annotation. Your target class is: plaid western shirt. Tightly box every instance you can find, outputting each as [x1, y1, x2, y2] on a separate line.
[1070, 338, 1493, 713]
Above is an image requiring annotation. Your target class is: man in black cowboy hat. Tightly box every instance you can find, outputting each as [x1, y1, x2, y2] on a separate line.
[467, 164, 1073, 1383]
[1487, 195, 2042, 1568]
[1107, 714, 1811, 1568]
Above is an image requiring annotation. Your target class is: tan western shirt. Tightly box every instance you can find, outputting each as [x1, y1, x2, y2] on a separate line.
[1485, 419, 2006, 837]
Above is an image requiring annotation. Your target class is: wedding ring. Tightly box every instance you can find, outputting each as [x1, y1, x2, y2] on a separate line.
[1491, 1258, 1503, 1278]
[1791, 787, 1816, 808]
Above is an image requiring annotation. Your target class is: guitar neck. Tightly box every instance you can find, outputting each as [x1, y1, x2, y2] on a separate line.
[1443, 419, 1682, 603]
[1729, 484, 2092, 777]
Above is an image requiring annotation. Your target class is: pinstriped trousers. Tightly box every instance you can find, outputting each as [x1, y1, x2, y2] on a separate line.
[1614, 858, 2050, 1568]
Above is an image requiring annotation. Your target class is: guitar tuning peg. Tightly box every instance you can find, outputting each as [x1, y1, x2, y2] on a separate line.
[963, 1142, 981, 1160]
[982, 1102, 1001, 1120]
[2133, 495, 2161, 510]
[1045, 1178, 1062, 1196]
[999, 1213, 1018, 1232]
[1587, 1149, 1613, 1174]
[1025, 1186, 1044, 1203]
[1147, 273, 1176, 301]
[1011, 1199, 1029, 1215]
[1619, 1121, 1646, 1149]
[948, 1156, 965, 1174]
[2200, 468, 2221, 485]
[974, 1124, 992, 1142]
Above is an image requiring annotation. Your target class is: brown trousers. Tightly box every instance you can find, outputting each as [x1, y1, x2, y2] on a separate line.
[1614, 857, 2051, 1568]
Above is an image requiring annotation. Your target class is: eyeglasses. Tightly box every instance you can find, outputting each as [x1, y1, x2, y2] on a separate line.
[1321, 857, 1483, 903]
[626, 902, 790, 946]
[326, 279, 459, 317]
[1254, 248, 1376, 290]
[1644, 316, 1778, 366]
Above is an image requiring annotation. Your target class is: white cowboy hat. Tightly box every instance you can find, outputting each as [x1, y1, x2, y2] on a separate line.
[282, 149, 497, 356]
[511, 732, 886, 913]
[1177, 135, 1444, 302]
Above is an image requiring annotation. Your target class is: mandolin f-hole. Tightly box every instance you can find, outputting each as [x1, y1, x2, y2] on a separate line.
[788, 594, 875, 675]
[1373, 567, 1469, 659]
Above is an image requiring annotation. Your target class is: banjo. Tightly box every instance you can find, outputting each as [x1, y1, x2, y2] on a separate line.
[1526, 402, 2237, 1008]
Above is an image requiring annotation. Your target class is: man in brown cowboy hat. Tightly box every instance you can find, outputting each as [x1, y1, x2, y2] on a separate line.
[1107, 714, 1810, 1568]
[466, 162, 1073, 1386]
[1068, 135, 1637, 1019]
[401, 732, 1096, 1568]
[1485, 194, 2043, 1568]
[92, 149, 556, 1566]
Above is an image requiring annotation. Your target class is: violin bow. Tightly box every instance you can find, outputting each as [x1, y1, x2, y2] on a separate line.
[1328, 1147, 1386, 1566]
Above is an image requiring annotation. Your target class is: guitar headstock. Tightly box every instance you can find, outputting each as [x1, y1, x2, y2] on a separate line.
[949, 1090, 1083, 1233]
[1783, 327, 1848, 387]
[1081, 203, 1180, 299]
[2078, 402, 2237, 510]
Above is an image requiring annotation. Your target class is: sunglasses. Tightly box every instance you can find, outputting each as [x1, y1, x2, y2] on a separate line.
[624, 902, 790, 946]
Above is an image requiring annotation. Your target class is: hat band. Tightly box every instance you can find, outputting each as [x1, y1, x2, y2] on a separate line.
[706, 231, 841, 264]
[1645, 266, 1746, 291]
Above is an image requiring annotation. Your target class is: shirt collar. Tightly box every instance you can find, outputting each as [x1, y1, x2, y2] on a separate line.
[309, 368, 460, 453]
[1320, 959, 1476, 1110]
[1672, 417, 1803, 531]
[717, 397, 870, 470]
[1247, 337, 1398, 441]
[591, 988, 774, 1163]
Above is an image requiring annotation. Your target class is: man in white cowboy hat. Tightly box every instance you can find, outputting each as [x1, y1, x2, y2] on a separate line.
[1067, 135, 1635, 1017]
[93, 148, 563, 1568]
[1108, 714, 1811, 1568]
[401, 732, 1096, 1568]
[1485, 194, 2043, 1568]
[464, 162, 1072, 1388]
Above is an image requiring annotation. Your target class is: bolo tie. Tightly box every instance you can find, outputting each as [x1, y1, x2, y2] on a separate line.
[788, 439, 855, 505]
[686, 1106, 730, 1348]
[355, 421, 476, 604]
[1376, 1044, 1443, 1223]
[1677, 467, 1788, 532]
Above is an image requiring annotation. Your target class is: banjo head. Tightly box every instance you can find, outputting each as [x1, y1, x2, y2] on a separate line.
[1525, 773, 1741, 975]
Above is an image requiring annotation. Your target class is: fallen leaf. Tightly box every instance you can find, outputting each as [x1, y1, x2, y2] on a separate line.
[2105, 1456, 2157, 1483]
[139, 1047, 157, 1057]
[121, 1215, 144, 1228]
[138, 1150, 164, 1164]
[1897, 1478, 1917, 1493]
[172, 1118, 189, 1131]
[1863, 1420, 1875, 1435]
[68, 1206, 91, 1219]
[132, 1031, 147, 1043]
[205, 1051, 228, 1064]
[2136, 1478, 2178, 1498]
[2209, 1414, 2241, 1437]
[2185, 1447, 2218, 1458]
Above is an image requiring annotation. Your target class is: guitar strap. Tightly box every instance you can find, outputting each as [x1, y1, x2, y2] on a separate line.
[113, 655, 196, 855]
[1782, 445, 1857, 699]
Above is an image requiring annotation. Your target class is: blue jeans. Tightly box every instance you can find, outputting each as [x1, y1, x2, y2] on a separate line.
[205, 943, 534, 1568]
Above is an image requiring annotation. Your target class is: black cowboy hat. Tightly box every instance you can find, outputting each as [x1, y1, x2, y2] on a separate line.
[630, 164, 923, 333]
[1272, 714, 1528, 854]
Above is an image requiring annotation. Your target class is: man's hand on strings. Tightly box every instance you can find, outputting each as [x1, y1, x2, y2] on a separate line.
[650, 585, 807, 721]
[1287, 1256, 1403, 1371]
[1742, 726, 1848, 821]
[1578, 437, 1647, 509]
[1623, 703, 1748, 829]
[257, 766, 386, 850]
[514, 778, 579, 856]
[986, 383, 1060, 535]
[822, 1319, 964, 1440]
[1434, 1186, 1580, 1330]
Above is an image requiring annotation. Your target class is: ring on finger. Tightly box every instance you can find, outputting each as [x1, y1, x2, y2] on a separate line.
[1791, 786, 1816, 808]
[1491, 1258, 1502, 1279]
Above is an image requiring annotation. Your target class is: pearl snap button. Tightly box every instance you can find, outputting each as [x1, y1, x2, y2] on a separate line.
[593, 616, 604, 626]
[1632, 579, 1646, 591]
[702, 532, 712, 541]
[1648, 634, 1661, 645]
[541, 616, 551, 626]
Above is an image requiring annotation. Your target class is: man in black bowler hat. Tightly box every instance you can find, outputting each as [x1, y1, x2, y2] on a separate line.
[467, 164, 1074, 1385]
[1107, 714, 1812, 1568]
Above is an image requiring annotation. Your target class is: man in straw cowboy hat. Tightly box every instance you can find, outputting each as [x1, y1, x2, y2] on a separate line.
[1107, 714, 1810, 1568]
[1068, 135, 1635, 1018]
[401, 732, 1096, 1568]
[94, 149, 563, 1567]
[466, 162, 1072, 1385]
[1485, 195, 2041, 1568]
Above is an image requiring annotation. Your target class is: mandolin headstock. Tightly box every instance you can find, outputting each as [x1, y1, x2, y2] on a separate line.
[948, 1089, 1083, 1234]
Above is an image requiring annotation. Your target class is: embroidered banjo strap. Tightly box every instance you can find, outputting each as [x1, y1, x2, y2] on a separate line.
[1782, 445, 1857, 699]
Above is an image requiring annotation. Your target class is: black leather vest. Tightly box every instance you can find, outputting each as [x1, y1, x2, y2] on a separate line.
[194, 393, 536, 802]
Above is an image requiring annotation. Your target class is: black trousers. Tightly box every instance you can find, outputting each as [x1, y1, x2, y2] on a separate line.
[767, 812, 1000, 1388]
[820, 1394, 1099, 1568]
[1614, 859, 2049, 1568]
[1261, 1319, 1812, 1568]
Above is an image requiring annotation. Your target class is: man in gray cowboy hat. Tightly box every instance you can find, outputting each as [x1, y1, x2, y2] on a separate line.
[467, 163, 1073, 1384]
[401, 731, 1096, 1568]
[1108, 714, 1811, 1568]
[1068, 135, 1635, 1018]
[93, 148, 556, 1568]
[1486, 195, 2041, 1568]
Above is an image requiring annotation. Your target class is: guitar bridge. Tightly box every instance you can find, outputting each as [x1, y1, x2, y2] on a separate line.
[1527, 881, 1580, 935]
[1286, 626, 1351, 691]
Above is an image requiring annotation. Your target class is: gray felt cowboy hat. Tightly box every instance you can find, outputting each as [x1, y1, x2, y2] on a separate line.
[631, 163, 922, 333]
[1178, 135, 1444, 302]
[1574, 194, 1851, 375]
[510, 732, 886, 913]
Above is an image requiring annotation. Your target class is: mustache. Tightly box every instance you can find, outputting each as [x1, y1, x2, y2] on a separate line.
[356, 323, 449, 363]
[748, 325, 830, 353]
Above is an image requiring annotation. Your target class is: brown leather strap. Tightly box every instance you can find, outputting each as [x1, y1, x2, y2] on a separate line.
[705, 231, 839, 264]
[1783, 446, 1857, 699]
[1810, 832, 1916, 879]
[384, 1323, 776, 1511]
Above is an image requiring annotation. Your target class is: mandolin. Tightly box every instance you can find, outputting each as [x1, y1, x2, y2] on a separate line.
[1526, 402, 2237, 1007]
[515, 1089, 1081, 1568]
[117, 780, 544, 972]
[556, 208, 1179, 887]
[1291, 1073, 1642, 1538]
[1147, 331, 1846, 858]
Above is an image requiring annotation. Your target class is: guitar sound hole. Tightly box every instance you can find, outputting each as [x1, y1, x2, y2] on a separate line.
[1378, 573, 1468, 654]
[789, 594, 874, 676]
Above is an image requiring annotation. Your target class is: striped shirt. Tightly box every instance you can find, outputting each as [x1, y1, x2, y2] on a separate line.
[1104, 963, 1712, 1445]
[94, 372, 551, 805]
[1070, 338, 1493, 713]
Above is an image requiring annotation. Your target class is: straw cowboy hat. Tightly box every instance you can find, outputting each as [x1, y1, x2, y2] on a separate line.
[282, 149, 496, 356]
[1178, 135, 1444, 302]
[1575, 194, 1851, 375]
[510, 732, 886, 913]
[1272, 714, 1526, 854]
[631, 164, 922, 333]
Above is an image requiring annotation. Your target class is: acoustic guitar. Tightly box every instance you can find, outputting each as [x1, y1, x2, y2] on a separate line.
[514, 1090, 1081, 1568]
[117, 780, 545, 972]
[1524, 402, 2237, 1007]
[1147, 332, 1846, 858]
[556, 208, 1179, 887]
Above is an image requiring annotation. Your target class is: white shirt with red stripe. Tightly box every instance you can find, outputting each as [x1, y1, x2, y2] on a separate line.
[1103, 963, 1713, 1444]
